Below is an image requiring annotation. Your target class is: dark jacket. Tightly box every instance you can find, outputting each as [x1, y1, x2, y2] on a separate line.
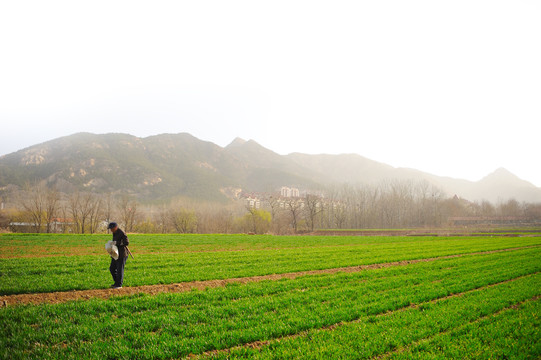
[113, 228, 129, 259]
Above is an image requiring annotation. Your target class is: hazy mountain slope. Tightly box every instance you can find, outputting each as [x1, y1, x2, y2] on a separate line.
[0, 132, 153, 191]
[470, 168, 541, 203]
[286, 153, 396, 184]
[224, 139, 322, 192]
[0, 133, 236, 201]
[1, 132, 540, 203]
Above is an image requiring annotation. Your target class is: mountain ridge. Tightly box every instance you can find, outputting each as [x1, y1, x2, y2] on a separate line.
[0, 132, 540, 203]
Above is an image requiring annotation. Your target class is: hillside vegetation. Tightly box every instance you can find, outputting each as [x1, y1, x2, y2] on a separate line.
[1, 132, 540, 203]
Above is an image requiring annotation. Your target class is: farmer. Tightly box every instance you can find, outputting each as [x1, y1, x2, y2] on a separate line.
[108, 222, 129, 289]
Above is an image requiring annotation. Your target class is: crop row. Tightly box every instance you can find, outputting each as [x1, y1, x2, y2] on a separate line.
[1, 233, 540, 258]
[206, 278, 540, 359]
[1, 236, 539, 295]
[1, 248, 539, 359]
[0, 233, 455, 258]
[386, 299, 540, 359]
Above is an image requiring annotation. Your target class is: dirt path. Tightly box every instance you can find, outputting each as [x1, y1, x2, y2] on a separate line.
[0, 246, 536, 307]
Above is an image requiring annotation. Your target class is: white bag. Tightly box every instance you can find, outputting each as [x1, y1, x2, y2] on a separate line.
[105, 240, 119, 260]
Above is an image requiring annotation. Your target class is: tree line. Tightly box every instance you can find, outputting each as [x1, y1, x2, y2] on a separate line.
[1, 180, 540, 234]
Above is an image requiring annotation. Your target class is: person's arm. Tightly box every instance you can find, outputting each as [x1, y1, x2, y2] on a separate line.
[114, 231, 129, 247]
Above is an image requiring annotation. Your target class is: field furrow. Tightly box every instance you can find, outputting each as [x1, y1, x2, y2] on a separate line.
[379, 296, 540, 360]
[191, 275, 540, 359]
[385, 298, 541, 359]
[197, 279, 540, 360]
[1, 234, 539, 295]
[0, 245, 537, 306]
[1, 247, 539, 359]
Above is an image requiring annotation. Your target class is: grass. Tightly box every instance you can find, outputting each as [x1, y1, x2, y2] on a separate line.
[1, 234, 540, 294]
[0, 233, 540, 359]
[390, 300, 540, 360]
[1, 249, 540, 359]
[211, 277, 539, 360]
[0, 233, 477, 258]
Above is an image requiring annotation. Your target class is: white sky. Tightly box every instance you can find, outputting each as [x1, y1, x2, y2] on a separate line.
[1, 1, 540, 186]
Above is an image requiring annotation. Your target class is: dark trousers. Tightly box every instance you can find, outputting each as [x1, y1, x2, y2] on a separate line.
[109, 256, 127, 287]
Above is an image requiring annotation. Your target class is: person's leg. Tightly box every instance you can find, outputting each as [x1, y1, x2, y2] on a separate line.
[109, 257, 117, 285]
[115, 257, 127, 287]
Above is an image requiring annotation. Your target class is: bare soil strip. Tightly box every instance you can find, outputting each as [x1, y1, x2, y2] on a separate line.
[312, 229, 541, 237]
[0, 246, 537, 307]
[187, 274, 540, 359]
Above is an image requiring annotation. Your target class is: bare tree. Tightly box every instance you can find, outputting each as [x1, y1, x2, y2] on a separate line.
[68, 192, 81, 233]
[21, 184, 45, 233]
[199, 206, 235, 234]
[20, 184, 61, 233]
[266, 195, 281, 220]
[304, 194, 322, 231]
[117, 196, 139, 233]
[216, 209, 234, 234]
[155, 204, 171, 233]
[103, 193, 114, 225]
[67, 192, 104, 234]
[309, 180, 452, 230]
[44, 187, 60, 233]
[524, 203, 541, 222]
[87, 196, 103, 234]
[58, 201, 71, 233]
[79, 193, 96, 234]
[498, 199, 522, 217]
[285, 198, 303, 233]
[333, 202, 347, 229]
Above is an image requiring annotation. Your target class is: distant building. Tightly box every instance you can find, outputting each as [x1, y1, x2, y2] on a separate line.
[245, 196, 261, 209]
[9, 218, 74, 233]
[281, 186, 300, 198]
[240, 192, 262, 209]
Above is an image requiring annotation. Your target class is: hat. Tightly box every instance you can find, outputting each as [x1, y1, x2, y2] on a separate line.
[107, 222, 118, 230]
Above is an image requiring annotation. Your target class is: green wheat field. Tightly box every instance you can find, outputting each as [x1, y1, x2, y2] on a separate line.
[0, 233, 540, 359]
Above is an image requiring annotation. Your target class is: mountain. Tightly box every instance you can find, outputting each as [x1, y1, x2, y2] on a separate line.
[0, 133, 235, 202]
[224, 139, 322, 192]
[286, 153, 396, 184]
[0, 133, 321, 202]
[1, 132, 540, 203]
[471, 168, 541, 203]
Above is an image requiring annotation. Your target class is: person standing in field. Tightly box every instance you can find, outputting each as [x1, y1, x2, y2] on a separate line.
[108, 222, 129, 289]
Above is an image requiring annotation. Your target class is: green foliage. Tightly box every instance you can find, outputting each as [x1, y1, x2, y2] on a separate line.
[133, 219, 158, 234]
[170, 209, 198, 233]
[236, 209, 272, 234]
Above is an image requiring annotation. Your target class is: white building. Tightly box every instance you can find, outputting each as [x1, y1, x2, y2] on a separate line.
[280, 186, 300, 198]
[245, 197, 261, 209]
